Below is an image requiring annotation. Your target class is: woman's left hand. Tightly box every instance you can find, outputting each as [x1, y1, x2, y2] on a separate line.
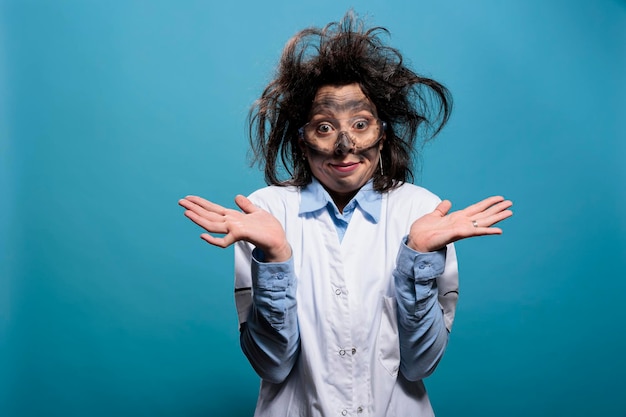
[407, 196, 513, 253]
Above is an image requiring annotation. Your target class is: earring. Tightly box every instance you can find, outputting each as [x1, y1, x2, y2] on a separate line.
[379, 156, 384, 176]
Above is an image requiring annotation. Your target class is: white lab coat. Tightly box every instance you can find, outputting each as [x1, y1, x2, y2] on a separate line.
[235, 182, 459, 417]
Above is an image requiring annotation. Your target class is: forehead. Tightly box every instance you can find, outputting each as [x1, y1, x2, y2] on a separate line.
[310, 84, 377, 116]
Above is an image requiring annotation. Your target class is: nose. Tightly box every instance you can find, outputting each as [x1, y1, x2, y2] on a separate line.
[334, 132, 355, 156]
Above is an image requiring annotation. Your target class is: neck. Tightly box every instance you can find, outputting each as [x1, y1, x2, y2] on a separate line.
[327, 189, 358, 213]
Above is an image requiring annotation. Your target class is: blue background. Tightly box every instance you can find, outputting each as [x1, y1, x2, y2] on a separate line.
[1, 0, 625, 416]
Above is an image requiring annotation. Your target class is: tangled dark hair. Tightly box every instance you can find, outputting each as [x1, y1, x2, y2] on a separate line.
[248, 11, 452, 192]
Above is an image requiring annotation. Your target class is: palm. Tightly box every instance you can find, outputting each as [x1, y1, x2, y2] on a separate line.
[408, 196, 513, 253]
[179, 195, 291, 262]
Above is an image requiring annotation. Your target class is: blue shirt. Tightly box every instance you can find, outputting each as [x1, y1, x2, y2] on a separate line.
[299, 177, 381, 241]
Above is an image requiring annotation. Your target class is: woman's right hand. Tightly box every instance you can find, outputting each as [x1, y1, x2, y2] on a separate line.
[179, 195, 291, 262]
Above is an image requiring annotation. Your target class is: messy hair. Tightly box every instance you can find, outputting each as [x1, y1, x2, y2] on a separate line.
[248, 11, 452, 191]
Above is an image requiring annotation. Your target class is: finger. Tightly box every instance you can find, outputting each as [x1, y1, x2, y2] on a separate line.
[485, 199, 513, 214]
[179, 197, 210, 214]
[234, 195, 260, 214]
[433, 200, 452, 217]
[473, 227, 503, 236]
[178, 197, 204, 211]
[184, 210, 229, 234]
[200, 233, 236, 248]
[180, 200, 229, 225]
[180, 196, 237, 221]
[471, 209, 513, 229]
[464, 196, 506, 216]
[183, 195, 228, 215]
[473, 199, 513, 219]
[487, 210, 513, 225]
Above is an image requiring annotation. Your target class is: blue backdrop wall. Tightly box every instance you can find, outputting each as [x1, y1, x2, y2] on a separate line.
[1, 1, 625, 416]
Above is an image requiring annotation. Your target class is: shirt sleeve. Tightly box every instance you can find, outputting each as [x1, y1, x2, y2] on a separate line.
[239, 248, 300, 384]
[393, 238, 450, 381]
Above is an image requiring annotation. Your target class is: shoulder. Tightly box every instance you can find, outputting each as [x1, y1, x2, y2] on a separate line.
[375, 183, 444, 238]
[383, 182, 444, 217]
[387, 182, 441, 204]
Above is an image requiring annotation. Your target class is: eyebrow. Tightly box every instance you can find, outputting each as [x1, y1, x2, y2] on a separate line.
[309, 99, 376, 117]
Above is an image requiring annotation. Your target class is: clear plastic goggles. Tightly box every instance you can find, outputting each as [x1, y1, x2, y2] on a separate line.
[299, 115, 386, 156]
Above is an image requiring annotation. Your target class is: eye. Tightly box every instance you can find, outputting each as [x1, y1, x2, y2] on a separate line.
[315, 122, 335, 135]
[352, 118, 371, 131]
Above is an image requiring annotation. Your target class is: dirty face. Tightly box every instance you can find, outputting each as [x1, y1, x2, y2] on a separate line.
[301, 83, 384, 210]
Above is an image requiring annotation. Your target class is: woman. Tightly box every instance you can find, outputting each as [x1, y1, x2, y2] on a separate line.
[179, 12, 512, 417]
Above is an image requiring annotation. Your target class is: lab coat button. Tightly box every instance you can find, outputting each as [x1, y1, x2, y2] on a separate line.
[335, 288, 342, 295]
[341, 410, 348, 416]
[357, 406, 363, 413]
[351, 348, 356, 355]
[339, 349, 346, 356]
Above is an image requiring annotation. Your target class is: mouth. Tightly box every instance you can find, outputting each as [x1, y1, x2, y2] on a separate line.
[330, 161, 360, 173]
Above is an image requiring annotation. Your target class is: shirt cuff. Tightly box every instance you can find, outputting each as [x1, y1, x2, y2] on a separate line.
[395, 237, 446, 282]
[251, 248, 295, 290]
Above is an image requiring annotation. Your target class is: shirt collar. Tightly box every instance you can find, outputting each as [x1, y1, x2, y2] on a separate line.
[299, 177, 381, 223]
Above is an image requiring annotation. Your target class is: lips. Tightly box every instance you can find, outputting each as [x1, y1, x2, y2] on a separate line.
[330, 161, 360, 173]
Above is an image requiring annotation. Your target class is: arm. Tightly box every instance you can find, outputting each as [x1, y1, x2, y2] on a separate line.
[396, 195, 513, 381]
[239, 249, 300, 384]
[394, 242, 449, 381]
[179, 194, 300, 382]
